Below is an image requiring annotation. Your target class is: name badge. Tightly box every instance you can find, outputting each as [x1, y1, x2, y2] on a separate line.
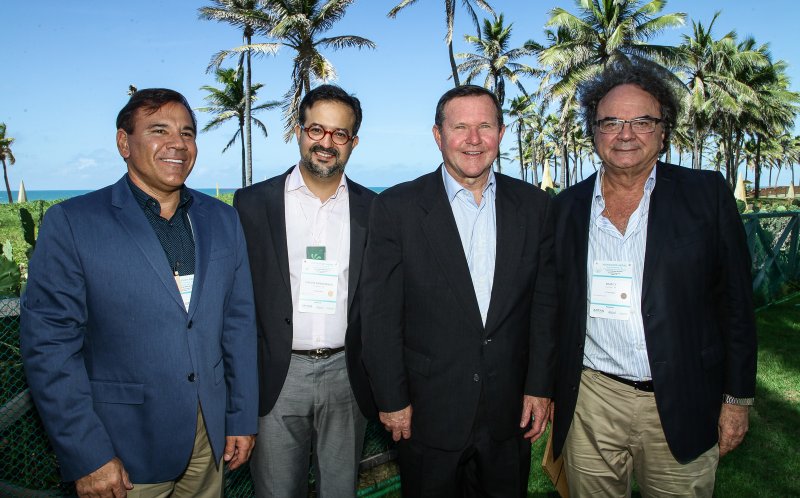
[298, 259, 339, 315]
[175, 273, 194, 312]
[589, 260, 632, 321]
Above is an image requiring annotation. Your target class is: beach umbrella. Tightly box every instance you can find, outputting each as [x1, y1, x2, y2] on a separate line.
[734, 174, 746, 202]
[17, 180, 27, 203]
[540, 164, 554, 191]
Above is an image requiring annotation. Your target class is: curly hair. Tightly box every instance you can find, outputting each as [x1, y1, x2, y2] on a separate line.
[578, 58, 681, 154]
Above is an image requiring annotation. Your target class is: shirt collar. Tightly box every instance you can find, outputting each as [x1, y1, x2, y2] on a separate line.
[442, 164, 496, 203]
[126, 174, 193, 217]
[287, 163, 348, 199]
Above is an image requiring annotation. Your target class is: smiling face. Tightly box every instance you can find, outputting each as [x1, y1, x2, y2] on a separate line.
[295, 100, 359, 180]
[116, 101, 197, 200]
[594, 84, 665, 178]
[433, 94, 505, 188]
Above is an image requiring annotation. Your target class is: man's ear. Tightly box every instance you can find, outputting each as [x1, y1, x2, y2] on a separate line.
[116, 129, 130, 159]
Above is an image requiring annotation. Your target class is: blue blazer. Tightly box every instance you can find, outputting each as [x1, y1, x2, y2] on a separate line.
[21, 176, 258, 483]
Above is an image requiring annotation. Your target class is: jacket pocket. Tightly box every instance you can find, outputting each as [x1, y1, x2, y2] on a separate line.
[403, 347, 431, 378]
[90, 380, 144, 404]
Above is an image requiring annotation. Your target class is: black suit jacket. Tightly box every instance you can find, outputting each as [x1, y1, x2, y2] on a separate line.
[552, 162, 757, 463]
[233, 168, 377, 419]
[361, 167, 557, 450]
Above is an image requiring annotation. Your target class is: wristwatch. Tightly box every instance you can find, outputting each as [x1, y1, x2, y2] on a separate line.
[723, 394, 755, 406]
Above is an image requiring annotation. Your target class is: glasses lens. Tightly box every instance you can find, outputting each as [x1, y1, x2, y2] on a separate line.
[332, 131, 350, 145]
[598, 120, 621, 134]
[306, 126, 324, 140]
[631, 119, 655, 133]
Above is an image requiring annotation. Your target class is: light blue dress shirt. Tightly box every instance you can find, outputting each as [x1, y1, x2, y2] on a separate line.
[442, 165, 497, 325]
[584, 164, 657, 381]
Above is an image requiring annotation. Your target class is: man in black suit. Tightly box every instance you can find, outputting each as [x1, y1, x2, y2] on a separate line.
[551, 60, 757, 496]
[362, 85, 557, 496]
[234, 84, 376, 497]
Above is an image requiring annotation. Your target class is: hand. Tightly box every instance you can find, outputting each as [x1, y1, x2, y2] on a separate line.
[224, 435, 256, 470]
[75, 457, 133, 498]
[379, 405, 413, 442]
[521, 395, 551, 442]
[718, 403, 749, 456]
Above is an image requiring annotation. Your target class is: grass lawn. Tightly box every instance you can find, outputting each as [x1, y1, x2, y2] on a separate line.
[361, 294, 800, 497]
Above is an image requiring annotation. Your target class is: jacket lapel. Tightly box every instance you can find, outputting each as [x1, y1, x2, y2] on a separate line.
[187, 193, 209, 319]
[266, 173, 292, 297]
[483, 176, 525, 332]
[642, 162, 676, 302]
[110, 177, 185, 311]
[419, 168, 484, 331]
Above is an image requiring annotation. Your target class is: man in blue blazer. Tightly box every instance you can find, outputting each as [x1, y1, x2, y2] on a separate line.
[21, 88, 258, 497]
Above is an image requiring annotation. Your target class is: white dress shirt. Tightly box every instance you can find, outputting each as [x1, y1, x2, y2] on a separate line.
[285, 165, 350, 349]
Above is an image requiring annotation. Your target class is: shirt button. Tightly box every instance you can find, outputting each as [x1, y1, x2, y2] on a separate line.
[473, 374, 480, 382]
[285, 318, 291, 325]
[188, 373, 196, 382]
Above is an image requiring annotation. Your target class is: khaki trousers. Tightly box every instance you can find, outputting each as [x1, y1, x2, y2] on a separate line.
[127, 406, 223, 498]
[563, 369, 718, 498]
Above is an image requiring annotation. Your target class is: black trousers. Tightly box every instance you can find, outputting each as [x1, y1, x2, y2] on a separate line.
[397, 391, 531, 498]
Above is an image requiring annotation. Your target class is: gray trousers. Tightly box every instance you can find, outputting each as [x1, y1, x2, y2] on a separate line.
[250, 352, 367, 498]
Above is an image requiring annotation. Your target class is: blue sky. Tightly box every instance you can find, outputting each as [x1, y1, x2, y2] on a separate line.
[2, 1, 798, 191]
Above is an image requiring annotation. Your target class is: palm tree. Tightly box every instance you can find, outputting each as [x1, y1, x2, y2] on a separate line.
[538, 0, 685, 183]
[0, 123, 15, 203]
[505, 95, 533, 180]
[388, 0, 495, 86]
[200, 0, 271, 186]
[216, 0, 375, 141]
[198, 67, 280, 187]
[456, 14, 540, 106]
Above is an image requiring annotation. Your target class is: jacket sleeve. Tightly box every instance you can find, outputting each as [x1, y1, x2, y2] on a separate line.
[713, 173, 757, 398]
[221, 212, 259, 436]
[525, 193, 558, 398]
[361, 195, 411, 412]
[20, 205, 116, 482]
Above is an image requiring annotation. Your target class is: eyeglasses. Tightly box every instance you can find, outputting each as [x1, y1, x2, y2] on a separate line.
[594, 117, 664, 134]
[300, 125, 354, 145]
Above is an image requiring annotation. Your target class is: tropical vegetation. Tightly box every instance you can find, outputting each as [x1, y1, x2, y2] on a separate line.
[0, 123, 16, 204]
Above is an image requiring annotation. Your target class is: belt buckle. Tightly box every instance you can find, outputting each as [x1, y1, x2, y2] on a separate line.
[309, 348, 331, 359]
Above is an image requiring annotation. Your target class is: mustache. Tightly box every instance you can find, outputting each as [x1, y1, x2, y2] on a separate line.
[311, 144, 339, 157]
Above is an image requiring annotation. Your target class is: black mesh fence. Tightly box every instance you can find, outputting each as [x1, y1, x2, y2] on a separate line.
[0, 297, 397, 497]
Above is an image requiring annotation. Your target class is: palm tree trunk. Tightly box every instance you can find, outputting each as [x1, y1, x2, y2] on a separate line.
[692, 127, 702, 170]
[2, 160, 11, 203]
[517, 127, 525, 181]
[244, 33, 253, 187]
[531, 135, 539, 186]
[754, 135, 762, 202]
[448, 41, 460, 86]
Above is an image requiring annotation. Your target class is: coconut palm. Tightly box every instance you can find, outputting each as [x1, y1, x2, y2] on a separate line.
[0, 123, 15, 204]
[198, 67, 280, 187]
[216, 0, 375, 141]
[388, 0, 494, 86]
[200, 0, 273, 186]
[505, 95, 534, 180]
[456, 14, 541, 106]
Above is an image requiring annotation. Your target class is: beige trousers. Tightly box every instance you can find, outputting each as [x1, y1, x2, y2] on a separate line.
[127, 406, 223, 498]
[563, 369, 718, 498]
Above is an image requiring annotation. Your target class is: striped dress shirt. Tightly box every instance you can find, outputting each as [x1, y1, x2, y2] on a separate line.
[584, 164, 657, 381]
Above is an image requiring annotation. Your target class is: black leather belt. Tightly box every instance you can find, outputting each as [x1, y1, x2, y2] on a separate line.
[291, 347, 345, 359]
[597, 370, 654, 392]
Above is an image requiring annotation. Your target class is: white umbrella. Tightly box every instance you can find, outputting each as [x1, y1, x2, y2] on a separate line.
[17, 179, 27, 203]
